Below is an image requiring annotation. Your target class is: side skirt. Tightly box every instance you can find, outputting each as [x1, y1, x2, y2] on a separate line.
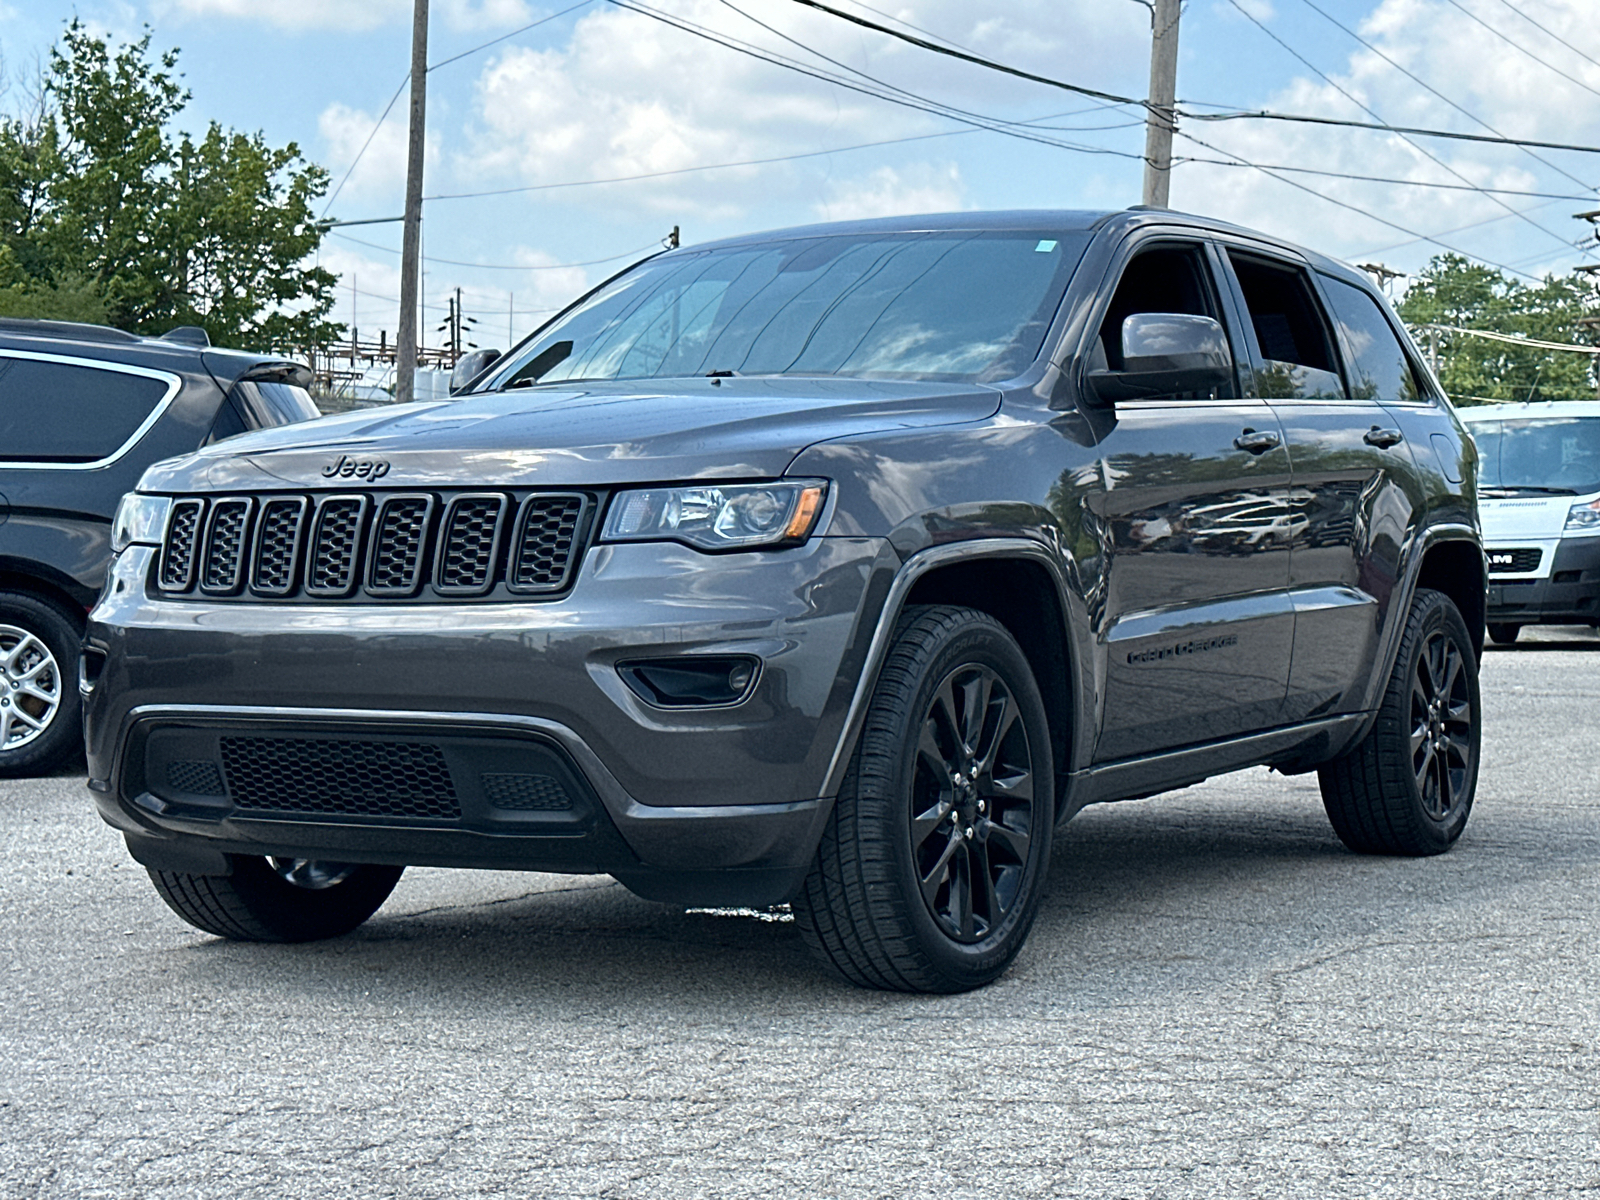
[1060, 712, 1370, 817]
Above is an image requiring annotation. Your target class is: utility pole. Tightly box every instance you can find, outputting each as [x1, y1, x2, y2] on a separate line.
[1141, 0, 1181, 209]
[395, 0, 430, 404]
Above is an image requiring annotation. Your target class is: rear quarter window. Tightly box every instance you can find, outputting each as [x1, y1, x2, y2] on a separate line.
[0, 356, 173, 463]
[1320, 276, 1424, 402]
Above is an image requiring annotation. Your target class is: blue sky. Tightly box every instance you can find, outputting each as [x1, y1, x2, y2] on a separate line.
[5, 0, 1598, 351]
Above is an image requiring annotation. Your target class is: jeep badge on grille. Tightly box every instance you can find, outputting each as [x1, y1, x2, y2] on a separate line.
[321, 454, 390, 480]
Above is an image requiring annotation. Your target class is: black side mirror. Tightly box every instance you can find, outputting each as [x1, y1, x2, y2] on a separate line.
[1087, 313, 1233, 404]
[449, 347, 503, 395]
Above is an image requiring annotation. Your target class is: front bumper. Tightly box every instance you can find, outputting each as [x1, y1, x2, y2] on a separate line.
[85, 537, 893, 904]
[1487, 536, 1600, 625]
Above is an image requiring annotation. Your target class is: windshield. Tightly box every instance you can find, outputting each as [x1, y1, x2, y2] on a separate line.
[1467, 416, 1600, 494]
[479, 229, 1089, 390]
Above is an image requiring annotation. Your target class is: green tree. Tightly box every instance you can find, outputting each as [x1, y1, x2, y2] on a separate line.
[1397, 254, 1598, 404]
[0, 22, 340, 352]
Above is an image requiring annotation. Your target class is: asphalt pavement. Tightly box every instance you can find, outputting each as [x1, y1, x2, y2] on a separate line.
[2, 628, 1597, 1198]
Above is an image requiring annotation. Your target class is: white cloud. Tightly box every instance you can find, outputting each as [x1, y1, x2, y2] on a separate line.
[158, 0, 532, 33]
[816, 162, 967, 222]
[1175, 0, 1600, 272]
[317, 100, 441, 207]
[460, 0, 1146, 218]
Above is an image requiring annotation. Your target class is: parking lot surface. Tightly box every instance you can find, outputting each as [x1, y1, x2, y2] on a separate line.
[3, 629, 1597, 1198]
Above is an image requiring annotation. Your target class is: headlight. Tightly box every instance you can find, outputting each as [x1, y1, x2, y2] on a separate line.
[110, 493, 172, 553]
[601, 480, 828, 551]
[1565, 499, 1600, 534]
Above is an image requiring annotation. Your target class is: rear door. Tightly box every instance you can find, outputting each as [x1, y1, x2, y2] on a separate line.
[1083, 236, 1295, 762]
[1214, 248, 1419, 721]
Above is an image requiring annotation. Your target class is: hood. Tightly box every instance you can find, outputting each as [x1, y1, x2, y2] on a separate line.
[1478, 493, 1580, 541]
[139, 376, 999, 492]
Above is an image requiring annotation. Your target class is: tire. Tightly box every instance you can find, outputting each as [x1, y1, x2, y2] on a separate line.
[1487, 623, 1521, 645]
[793, 605, 1055, 993]
[0, 591, 84, 777]
[1319, 588, 1480, 855]
[147, 856, 405, 942]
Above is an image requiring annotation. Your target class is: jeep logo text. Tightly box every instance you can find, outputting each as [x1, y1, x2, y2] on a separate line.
[321, 454, 390, 481]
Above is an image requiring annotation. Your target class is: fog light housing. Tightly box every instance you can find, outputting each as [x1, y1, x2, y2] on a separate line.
[617, 656, 760, 707]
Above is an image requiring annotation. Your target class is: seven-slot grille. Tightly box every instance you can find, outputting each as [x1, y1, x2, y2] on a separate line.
[156, 490, 589, 601]
[1487, 547, 1542, 574]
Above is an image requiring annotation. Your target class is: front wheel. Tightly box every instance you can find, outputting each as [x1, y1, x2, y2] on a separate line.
[1319, 588, 1480, 855]
[1487, 623, 1521, 645]
[147, 855, 405, 942]
[794, 606, 1055, 993]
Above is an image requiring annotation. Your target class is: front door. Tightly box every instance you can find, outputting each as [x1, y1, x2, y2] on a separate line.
[1084, 240, 1295, 762]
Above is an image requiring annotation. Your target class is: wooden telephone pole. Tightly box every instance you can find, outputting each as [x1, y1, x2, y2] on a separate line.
[1142, 0, 1181, 209]
[395, 0, 430, 404]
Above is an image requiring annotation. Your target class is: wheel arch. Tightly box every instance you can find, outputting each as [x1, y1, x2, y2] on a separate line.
[1414, 536, 1486, 659]
[0, 562, 93, 627]
[820, 539, 1090, 818]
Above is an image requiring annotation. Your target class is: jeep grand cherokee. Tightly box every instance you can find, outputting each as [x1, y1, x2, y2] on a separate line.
[83, 209, 1485, 992]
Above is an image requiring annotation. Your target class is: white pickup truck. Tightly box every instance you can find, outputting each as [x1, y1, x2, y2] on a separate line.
[1460, 401, 1600, 643]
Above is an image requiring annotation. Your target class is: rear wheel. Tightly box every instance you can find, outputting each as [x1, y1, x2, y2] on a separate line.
[0, 591, 83, 777]
[147, 855, 405, 942]
[794, 606, 1054, 993]
[1319, 588, 1480, 855]
[1487, 622, 1521, 645]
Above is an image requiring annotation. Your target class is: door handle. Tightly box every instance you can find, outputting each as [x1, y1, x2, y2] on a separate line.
[1364, 426, 1405, 448]
[1234, 428, 1281, 454]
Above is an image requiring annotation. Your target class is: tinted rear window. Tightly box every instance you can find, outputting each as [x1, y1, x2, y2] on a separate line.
[1321, 276, 1423, 401]
[482, 230, 1090, 389]
[0, 356, 171, 463]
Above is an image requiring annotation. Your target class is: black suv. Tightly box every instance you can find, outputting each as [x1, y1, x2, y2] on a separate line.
[83, 210, 1485, 992]
[0, 318, 318, 775]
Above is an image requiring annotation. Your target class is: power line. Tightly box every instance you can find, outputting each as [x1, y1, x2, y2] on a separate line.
[1351, 196, 1567, 258]
[1179, 156, 1593, 202]
[1174, 128, 1545, 281]
[1440, 0, 1600, 103]
[320, 1, 596, 222]
[1223, 0, 1585, 258]
[1190, 108, 1600, 156]
[330, 229, 661, 271]
[423, 114, 1112, 203]
[605, 0, 1148, 163]
[1294, 0, 1593, 193]
[428, 0, 595, 70]
[1489, 0, 1600, 76]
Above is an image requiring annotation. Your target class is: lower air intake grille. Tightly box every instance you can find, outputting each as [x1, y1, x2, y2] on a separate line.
[1487, 547, 1542, 574]
[219, 737, 461, 820]
[481, 772, 574, 811]
[166, 760, 224, 796]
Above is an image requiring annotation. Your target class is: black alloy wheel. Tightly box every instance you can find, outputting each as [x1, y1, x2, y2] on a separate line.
[1320, 588, 1480, 855]
[1410, 626, 1475, 824]
[910, 662, 1038, 944]
[794, 605, 1054, 993]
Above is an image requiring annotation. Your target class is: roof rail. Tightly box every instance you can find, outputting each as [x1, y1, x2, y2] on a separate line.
[0, 317, 140, 344]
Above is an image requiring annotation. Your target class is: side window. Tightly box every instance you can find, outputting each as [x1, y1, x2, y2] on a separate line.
[0, 356, 170, 464]
[1320, 275, 1424, 402]
[1095, 243, 1236, 398]
[1227, 253, 1346, 400]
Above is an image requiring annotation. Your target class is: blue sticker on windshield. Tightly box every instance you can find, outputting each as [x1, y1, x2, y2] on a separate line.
[1035, 240, 1058, 252]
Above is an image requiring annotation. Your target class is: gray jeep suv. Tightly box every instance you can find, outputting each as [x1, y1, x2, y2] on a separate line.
[83, 209, 1485, 992]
